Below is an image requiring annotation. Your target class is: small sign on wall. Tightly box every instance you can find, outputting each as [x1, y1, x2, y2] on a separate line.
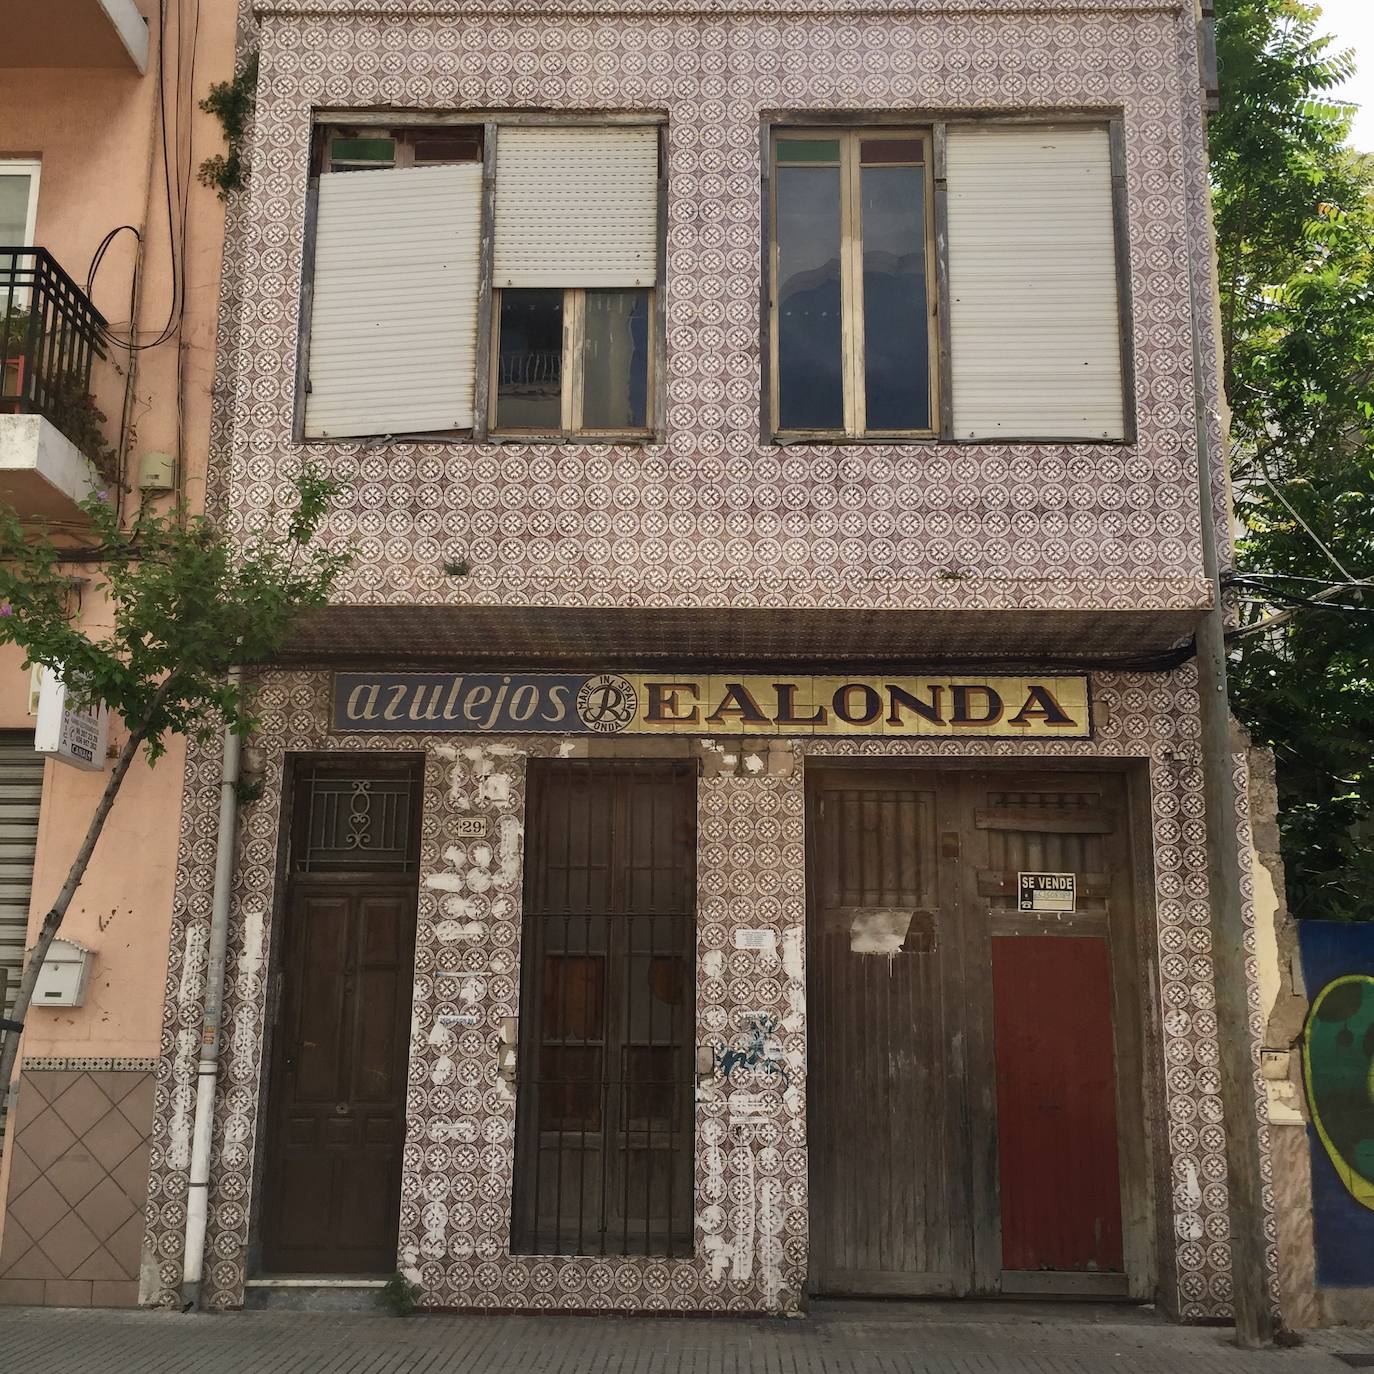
[452, 817, 486, 838]
[34, 670, 108, 772]
[1017, 872, 1077, 913]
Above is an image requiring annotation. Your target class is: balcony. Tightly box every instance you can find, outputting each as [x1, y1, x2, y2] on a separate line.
[0, 249, 114, 523]
[0, 0, 149, 73]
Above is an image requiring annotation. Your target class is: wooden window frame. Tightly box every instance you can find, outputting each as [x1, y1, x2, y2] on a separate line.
[488, 284, 656, 442]
[768, 127, 940, 444]
[297, 116, 667, 446]
[0, 159, 42, 247]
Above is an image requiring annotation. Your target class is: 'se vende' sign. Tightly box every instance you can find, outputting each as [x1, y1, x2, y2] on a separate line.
[332, 673, 1091, 739]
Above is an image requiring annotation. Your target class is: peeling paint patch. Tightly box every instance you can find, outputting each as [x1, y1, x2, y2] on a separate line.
[781, 929, 804, 983]
[435, 918, 485, 943]
[849, 908, 912, 955]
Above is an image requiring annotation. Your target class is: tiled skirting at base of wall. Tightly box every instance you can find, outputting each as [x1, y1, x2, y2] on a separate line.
[0, 1069, 154, 1308]
[19, 1059, 159, 1074]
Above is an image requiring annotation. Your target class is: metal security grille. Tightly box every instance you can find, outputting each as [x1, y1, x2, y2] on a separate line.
[513, 760, 695, 1257]
[291, 760, 422, 875]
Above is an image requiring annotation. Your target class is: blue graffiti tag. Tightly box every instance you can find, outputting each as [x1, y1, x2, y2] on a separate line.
[714, 1012, 791, 1090]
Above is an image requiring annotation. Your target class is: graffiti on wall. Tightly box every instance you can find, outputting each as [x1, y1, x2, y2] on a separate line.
[715, 1013, 791, 1091]
[1299, 921, 1374, 1286]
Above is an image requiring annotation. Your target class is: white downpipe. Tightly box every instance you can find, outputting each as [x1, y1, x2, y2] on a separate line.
[180, 667, 242, 1308]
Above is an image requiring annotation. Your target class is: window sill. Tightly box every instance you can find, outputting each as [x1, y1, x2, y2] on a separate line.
[770, 433, 1132, 447]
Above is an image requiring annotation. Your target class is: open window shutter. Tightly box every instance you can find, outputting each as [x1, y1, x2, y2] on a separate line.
[304, 163, 482, 439]
[945, 126, 1126, 441]
[494, 126, 658, 287]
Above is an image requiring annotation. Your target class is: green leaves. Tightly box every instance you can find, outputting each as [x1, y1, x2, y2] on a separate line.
[1216, 1, 1374, 920]
[0, 464, 349, 763]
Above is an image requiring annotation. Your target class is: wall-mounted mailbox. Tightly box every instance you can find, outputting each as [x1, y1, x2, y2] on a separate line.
[33, 938, 93, 1008]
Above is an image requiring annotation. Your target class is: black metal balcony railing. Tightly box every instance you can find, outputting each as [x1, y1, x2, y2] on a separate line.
[0, 248, 113, 477]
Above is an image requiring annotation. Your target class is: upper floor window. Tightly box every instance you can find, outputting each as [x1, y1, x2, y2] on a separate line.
[768, 122, 1129, 444]
[301, 120, 662, 443]
[772, 130, 936, 438]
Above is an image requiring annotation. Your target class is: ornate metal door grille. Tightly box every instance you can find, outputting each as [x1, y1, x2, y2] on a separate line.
[291, 760, 422, 874]
[512, 759, 696, 1257]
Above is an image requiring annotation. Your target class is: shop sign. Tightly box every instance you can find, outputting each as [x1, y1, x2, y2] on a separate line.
[1017, 872, 1077, 912]
[332, 672, 1091, 739]
[34, 668, 109, 772]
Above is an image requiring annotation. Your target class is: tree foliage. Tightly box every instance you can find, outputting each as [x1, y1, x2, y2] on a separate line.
[0, 468, 348, 756]
[0, 467, 348, 1091]
[1214, 0, 1374, 919]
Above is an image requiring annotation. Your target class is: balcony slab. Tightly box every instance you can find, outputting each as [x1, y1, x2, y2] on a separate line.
[0, 414, 101, 524]
[0, 0, 149, 73]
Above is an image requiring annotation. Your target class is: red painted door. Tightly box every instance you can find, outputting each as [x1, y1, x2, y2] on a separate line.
[990, 935, 1123, 1274]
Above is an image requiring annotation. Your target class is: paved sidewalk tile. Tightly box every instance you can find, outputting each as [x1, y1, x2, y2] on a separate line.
[0, 1302, 1372, 1373]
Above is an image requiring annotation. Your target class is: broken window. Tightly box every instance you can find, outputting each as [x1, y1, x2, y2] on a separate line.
[302, 121, 661, 442]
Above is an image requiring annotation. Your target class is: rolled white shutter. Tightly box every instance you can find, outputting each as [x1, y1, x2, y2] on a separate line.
[946, 125, 1126, 441]
[304, 163, 483, 439]
[0, 734, 43, 1017]
[494, 126, 658, 288]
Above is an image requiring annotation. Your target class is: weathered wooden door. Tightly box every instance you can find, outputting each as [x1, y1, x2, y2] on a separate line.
[806, 766, 1145, 1299]
[262, 760, 421, 1274]
[512, 760, 695, 1257]
[806, 770, 971, 1295]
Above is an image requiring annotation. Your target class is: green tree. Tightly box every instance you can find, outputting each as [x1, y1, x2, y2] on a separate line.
[1214, 0, 1374, 920]
[0, 469, 349, 1092]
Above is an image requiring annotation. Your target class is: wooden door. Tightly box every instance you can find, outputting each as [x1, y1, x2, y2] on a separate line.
[963, 768, 1143, 1298]
[805, 765, 1146, 1300]
[512, 760, 695, 1257]
[806, 770, 970, 1295]
[262, 761, 421, 1275]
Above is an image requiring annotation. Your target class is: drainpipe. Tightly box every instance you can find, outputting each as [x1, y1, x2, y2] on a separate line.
[180, 666, 242, 1310]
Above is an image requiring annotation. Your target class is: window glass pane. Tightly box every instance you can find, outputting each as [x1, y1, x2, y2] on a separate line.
[776, 164, 844, 431]
[861, 164, 930, 431]
[497, 288, 563, 430]
[0, 175, 32, 245]
[583, 289, 649, 430]
[329, 137, 395, 166]
[860, 138, 924, 164]
[413, 132, 483, 164]
[777, 139, 841, 164]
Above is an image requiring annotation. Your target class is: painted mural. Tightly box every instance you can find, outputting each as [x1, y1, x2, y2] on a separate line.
[1299, 921, 1374, 1287]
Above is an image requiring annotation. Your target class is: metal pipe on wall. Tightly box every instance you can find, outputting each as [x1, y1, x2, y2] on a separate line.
[179, 666, 242, 1309]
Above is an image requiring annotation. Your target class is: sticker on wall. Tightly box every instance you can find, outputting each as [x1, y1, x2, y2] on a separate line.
[331, 672, 1092, 739]
[1018, 872, 1077, 912]
[734, 929, 776, 952]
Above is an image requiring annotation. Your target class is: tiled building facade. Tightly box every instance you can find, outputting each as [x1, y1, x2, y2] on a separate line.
[140, 0, 1276, 1322]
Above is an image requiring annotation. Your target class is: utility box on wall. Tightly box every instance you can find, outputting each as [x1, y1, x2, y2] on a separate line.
[32, 938, 93, 1008]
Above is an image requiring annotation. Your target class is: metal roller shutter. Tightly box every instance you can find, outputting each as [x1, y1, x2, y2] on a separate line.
[304, 163, 484, 439]
[494, 126, 659, 288]
[946, 125, 1126, 441]
[0, 733, 43, 1017]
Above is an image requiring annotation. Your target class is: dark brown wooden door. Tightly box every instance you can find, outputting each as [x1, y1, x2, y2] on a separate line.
[806, 766, 1144, 1300]
[512, 760, 695, 1257]
[262, 760, 421, 1275]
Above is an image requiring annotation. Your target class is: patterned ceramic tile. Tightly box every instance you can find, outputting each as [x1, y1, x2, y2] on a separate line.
[142, 0, 1270, 1326]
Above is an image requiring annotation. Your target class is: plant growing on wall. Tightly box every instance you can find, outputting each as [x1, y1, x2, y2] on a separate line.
[0, 465, 350, 1093]
[1213, 0, 1374, 920]
[198, 53, 259, 199]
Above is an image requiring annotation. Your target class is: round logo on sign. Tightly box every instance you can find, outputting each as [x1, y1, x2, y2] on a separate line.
[575, 674, 638, 734]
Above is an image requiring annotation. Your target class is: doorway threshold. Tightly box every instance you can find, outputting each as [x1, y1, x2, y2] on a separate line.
[243, 1276, 389, 1313]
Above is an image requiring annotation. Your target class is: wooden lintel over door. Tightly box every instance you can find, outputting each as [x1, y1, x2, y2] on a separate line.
[805, 765, 1150, 1300]
[261, 758, 423, 1275]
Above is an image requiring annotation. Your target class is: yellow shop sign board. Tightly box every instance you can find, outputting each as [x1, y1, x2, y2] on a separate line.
[332, 673, 1092, 739]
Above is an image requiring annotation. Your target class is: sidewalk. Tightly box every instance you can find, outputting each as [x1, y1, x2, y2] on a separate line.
[1, 1300, 1373, 1373]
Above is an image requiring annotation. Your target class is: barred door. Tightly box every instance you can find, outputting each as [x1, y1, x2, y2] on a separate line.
[513, 760, 695, 1257]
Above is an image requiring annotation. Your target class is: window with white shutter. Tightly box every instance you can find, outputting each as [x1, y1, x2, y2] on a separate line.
[945, 125, 1127, 441]
[303, 161, 484, 439]
[301, 120, 663, 441]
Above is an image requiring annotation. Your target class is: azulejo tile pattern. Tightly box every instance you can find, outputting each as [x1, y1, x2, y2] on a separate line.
[143, 665, 1272, 1318]
[141, 0, 1273, 1325]
[209, 1, 1215, 630]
